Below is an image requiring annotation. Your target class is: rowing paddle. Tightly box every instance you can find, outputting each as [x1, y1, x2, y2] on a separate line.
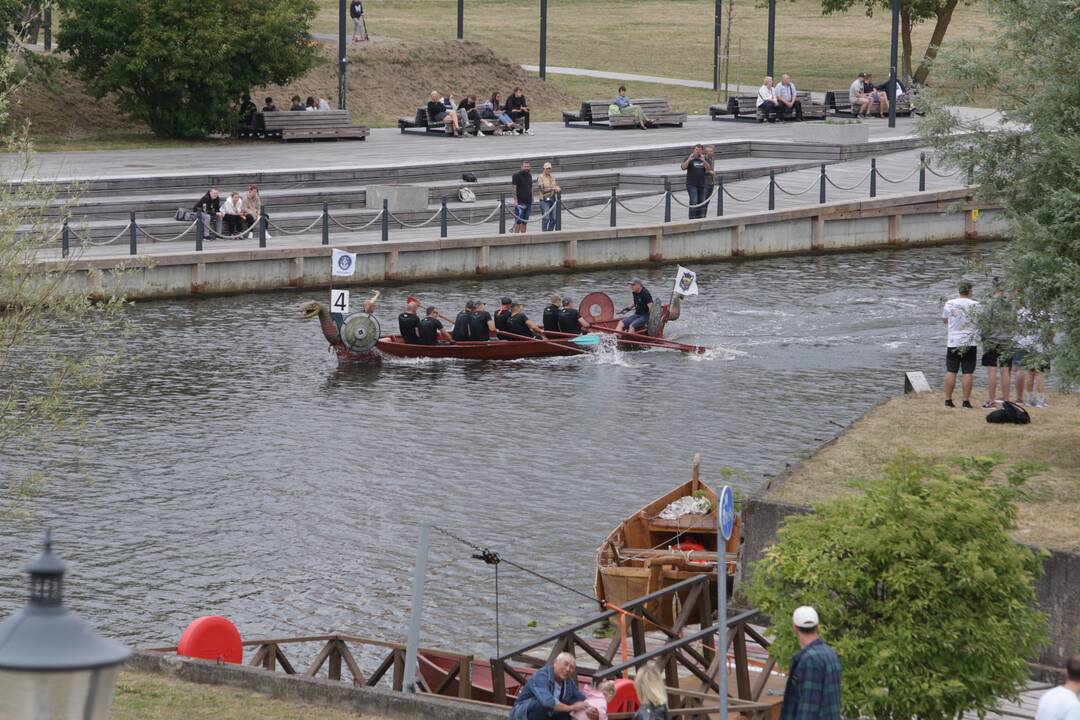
[587, 325, 709, 354]
[495, 329, 592, 354]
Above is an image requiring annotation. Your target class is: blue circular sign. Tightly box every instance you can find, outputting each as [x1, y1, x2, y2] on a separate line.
[719, 486, 735, 541]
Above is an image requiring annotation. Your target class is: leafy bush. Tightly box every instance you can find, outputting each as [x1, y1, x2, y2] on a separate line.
[748, 453, 1047, 720]
[57, 0, 320, 138]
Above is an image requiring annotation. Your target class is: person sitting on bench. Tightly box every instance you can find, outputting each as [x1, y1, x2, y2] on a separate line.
[848, 73, 873, 118]
[756, 76, 778, 123]
[428, 91, 462, 136]
[774, 75, 803, 121]
[612, 85, 650, 129]
[482, 92, 518, 134]
[505, 87, 531, 134]
[863, 72, 888, 118]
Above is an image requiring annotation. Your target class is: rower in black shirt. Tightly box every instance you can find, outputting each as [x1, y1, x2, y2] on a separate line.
[542, 293, 562, 332]
[469, 301, 497, 341]
[398, 297, 422, 344]
[418, 306, 452, 345]
[557, 296, 590, 335]
[451, 301, 475, 341]
[493, 296, 513, 335]
[503, 303, 544, 340]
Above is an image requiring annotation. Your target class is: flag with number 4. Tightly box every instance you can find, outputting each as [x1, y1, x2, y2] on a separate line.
[673, 265, 699, 296]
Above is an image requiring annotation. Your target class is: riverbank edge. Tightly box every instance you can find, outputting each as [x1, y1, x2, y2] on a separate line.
[740, 399, 1080, 669]
[127, 651, 505, 720]
[38, 187, 1003, 302]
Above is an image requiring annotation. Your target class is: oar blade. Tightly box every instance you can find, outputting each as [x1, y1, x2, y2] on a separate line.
[569, 334, 601, 347]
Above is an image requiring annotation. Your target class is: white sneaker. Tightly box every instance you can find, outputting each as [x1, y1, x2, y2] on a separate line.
[524, 128, 533, 135]
[1035, 394, 1048, 408]
[265, 231, 272, 240]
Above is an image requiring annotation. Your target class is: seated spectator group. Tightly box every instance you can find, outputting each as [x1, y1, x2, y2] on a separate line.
[402, 87, 533, 136]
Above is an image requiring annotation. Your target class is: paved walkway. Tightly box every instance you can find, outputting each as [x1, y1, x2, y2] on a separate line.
[42, 147, 967, 261]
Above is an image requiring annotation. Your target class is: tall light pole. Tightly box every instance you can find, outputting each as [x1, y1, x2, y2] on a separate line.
[712, 0, 722, 92]
[766, 0, 776, 78]
[0, 532, 130, 720]
[888, 0, 900, 128]
[539, 0, 548, 80]
[338, 0, 347, 109]
[457, 0, 464, 39]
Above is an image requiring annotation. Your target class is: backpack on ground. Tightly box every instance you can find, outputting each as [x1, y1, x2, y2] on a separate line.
[457, 187, 476, 203]
[986, 400, 1031, 424]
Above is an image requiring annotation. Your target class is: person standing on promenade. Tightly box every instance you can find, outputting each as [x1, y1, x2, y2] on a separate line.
[1034, 655, 1080, 720]
[510, 652, 597, 720]
[702, 145, 716, 210]
[349, 0, 366, 42]
[511, 160, 534, 233]
[538, 162, 560, 231]
[680, 144, 710, 219]
[942, 281, 980, 409]
[780, 606, 842, 720]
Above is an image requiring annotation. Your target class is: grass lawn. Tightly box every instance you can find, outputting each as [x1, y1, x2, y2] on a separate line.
[110, 671, 382, 719]
[766, 390, 1080, 551]
[317, 0, 1002, 93]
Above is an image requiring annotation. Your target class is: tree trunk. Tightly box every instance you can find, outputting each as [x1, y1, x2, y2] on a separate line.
[913, 0, 960, 85]
[900, 3, 914, 82]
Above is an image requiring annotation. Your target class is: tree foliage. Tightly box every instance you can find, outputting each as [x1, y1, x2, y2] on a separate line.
[918, 0, 1080, 386]
[0, 54, 128, 520]
[803, 0, 975, 83]
[57, 0, 320, 138]
[747, 453, 1047, 720]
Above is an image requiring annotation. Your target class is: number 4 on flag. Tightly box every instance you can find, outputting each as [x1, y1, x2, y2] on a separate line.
[330, 289, 350, 314]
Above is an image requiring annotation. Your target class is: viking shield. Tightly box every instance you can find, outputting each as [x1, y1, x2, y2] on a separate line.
[341, 313, 381, 353]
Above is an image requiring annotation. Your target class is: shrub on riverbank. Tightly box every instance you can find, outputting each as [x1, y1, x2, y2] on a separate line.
[749, 451, 1047, 720]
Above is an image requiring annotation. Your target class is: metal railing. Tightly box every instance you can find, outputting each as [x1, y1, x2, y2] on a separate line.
[50, 153, 962, 257]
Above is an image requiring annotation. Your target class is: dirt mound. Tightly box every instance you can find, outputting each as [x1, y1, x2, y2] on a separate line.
[12, 39, 580, 142]
[261, 39, 579, 126]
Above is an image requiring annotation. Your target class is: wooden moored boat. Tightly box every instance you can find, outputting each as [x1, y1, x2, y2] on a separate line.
[595, 454, 740, 627]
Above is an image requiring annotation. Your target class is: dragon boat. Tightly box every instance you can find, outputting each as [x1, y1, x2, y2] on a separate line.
[302, 291, 685, 364]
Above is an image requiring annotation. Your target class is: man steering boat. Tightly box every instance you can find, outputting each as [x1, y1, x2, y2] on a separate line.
[615, 277, 653, 334]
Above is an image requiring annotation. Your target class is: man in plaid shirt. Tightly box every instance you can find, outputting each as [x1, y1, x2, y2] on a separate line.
[780, 606, 842, 720]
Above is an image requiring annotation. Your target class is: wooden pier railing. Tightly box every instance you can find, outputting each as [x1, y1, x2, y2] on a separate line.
[144, 633, 475, 699]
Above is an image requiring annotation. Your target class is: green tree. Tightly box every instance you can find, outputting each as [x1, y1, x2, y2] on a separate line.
[918, 0, 1080, 385]
[805, 0, 976, 84]
[0, 53, 128, 520]
[57, 0, 320, 138]
[747, 453, 1047, 720]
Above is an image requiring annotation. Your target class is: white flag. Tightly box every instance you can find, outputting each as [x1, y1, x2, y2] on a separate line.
[331, 249, 357, 277]
[673, 265, 699, 296]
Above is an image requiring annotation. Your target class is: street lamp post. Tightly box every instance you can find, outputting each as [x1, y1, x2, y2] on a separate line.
[887, 0, 900, 128]
[0, 532, 130, 720]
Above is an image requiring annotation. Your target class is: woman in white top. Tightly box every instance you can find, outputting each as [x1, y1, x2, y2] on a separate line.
[221, 192, 245, 236]
[756, 76, 778, 123]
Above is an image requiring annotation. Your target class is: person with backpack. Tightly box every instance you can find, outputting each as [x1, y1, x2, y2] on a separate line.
[349, 0, 367, 42]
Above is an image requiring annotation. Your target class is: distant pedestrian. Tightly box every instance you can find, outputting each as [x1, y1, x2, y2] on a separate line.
[538, 161, 560, 231]
[780, 606, 842, 720]
[349, 0, 367, 42]
[1034, 654, 1080, 720]
[511, 160, 533, 233]
[680, 144, 710, 219]
[942, 281, 980, 409]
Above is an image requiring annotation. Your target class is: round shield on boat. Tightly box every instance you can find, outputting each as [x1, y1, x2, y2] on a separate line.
[646, 301, 664, 336]
[579, 292, 615, 323]
[341, 313, 381, 354]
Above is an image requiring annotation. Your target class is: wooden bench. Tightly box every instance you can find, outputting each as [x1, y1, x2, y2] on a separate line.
[562, 98, 686, 128]
[397, 107, 501, 135]
[719, 92, 826, 121]
[258, 111, 369, 142]
[824, 88, 912, 117]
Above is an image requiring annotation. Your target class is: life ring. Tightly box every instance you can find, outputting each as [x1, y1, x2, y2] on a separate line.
[670, 541, 705, 552]
[579, 292, 615, 323]
[177, 616, 243, 664]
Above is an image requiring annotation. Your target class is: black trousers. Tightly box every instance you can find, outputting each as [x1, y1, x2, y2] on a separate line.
[777, 99, 802, 120]
[510, 109, 530, 130]
[757, 100, 778, 122]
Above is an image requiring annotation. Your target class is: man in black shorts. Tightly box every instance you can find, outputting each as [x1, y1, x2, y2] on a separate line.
[557, 296, 590, 335]
[941, 281, 980, 408]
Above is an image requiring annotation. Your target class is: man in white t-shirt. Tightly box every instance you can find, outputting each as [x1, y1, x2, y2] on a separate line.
[1035, 655, 1080, 720]
[941, 281, 980, 408]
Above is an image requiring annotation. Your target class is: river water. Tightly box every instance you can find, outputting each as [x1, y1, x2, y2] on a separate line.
[0, 242, 996, 660]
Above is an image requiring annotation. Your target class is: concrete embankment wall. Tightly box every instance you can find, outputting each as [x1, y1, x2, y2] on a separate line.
[742, 494, 1080, 668]
[129, 651, 506, 720]
[47, 188, 1004, 301]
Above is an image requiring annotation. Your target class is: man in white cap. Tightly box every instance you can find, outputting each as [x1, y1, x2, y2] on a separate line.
[780, 606, 841, 720]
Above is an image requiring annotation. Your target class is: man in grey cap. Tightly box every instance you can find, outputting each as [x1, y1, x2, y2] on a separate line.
[781, 606, 842, 720]
[616, 277, 653, 334]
